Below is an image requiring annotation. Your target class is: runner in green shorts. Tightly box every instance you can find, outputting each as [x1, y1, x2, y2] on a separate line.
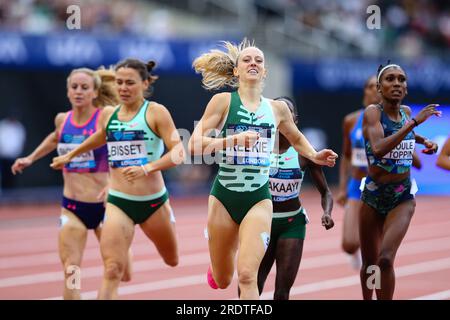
[52, 58, 185, 299]
[256, 97, 334, 300]
[190, 39, 338, 299]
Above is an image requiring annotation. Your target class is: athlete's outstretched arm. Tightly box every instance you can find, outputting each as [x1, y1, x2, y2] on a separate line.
[363, 104, 440, 158]
[122, 103, 186, 182]
[12, 113, 65, 174]
[302, 157, 334, 230]
[404, 106, 439, 155]
[436, 137, 450, 171]
[275, 100, 337, 167]
[50, 107, 113, 169]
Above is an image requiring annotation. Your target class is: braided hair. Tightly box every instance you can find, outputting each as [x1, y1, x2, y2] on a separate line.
[376, 60, 402, 84]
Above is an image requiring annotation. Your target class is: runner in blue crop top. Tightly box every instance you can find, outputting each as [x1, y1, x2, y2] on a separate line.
[337, 75, 379, 270]
[359, 63, 440, 301]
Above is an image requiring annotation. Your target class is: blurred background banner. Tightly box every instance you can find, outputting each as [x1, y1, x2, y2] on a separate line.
[291, 59, 450, 94]
[0, 31, 229, 72]
[0, 0, 449, 202]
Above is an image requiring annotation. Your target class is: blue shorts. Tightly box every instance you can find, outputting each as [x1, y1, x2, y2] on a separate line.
[62, 196, 105, 229]
[347, 178, 362, 200]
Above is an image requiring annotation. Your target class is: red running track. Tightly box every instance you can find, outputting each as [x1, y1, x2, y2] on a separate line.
[0, 189, 449, 300]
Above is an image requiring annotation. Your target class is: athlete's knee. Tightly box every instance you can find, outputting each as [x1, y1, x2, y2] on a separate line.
[104, 260, 125, 281]
[61, 251, 82, 272]
[378, 252, 394, 271]
[215, 273, 233, 289]
[274, 289, 289, 300]
[342, 240, 359, 254]
[361, 258, 378, 275]
[163, 255, 179, 267]
[63, 261, 81, 278]
[238, 267, 257, 288]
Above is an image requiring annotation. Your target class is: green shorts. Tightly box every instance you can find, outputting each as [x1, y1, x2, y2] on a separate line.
[271, 207, 307, 240]
[107, 188, 169, 225]
[210, 175, 271, 225]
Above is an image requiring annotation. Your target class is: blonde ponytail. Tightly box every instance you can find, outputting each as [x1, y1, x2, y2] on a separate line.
[67, 67, 119, 108]
[94, 67, 119, 107]
[193, 38, 254, 90]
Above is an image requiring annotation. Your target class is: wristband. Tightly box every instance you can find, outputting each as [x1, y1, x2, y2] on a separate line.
[411, 118, 419, 127]
[141, 164, 149, 176]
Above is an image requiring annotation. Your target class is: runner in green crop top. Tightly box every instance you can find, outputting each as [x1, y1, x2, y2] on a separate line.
[52, 58, 185, 299]
[254, 96, 334, 300]
[190, 40, 338, 300]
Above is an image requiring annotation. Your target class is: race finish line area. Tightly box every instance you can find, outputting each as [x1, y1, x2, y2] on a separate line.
[1, 191, 449, 300]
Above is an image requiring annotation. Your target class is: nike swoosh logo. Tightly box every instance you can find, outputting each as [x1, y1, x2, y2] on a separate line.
[150, 201, 163, 208]
[256, 114, 265, 119]
[284, 157, 294, 161]
[129, 123, 139, 128]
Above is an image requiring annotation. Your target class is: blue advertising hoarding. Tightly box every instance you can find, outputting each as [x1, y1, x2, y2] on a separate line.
[0, 31, 232, 72]
[292, 58, 450, 94]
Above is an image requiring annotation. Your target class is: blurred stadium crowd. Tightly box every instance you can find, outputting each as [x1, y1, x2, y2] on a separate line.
[1, 0, 449, 57]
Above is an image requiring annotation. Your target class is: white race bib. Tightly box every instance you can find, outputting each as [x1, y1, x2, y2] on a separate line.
[382, 139, 415, 165]
[351, 148, 368, 167]
[107, 140, 148, 167]
[57, 143, 95, 169]
[224, 124, 272, 167]
[225, 137, 271, 166]
[269, 178, 302, 199]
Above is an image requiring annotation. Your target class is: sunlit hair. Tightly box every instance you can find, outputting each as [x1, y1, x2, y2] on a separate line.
[67, 67, 119, 108]
[95, 67, 120, 107]
[192, 38, 259, 90]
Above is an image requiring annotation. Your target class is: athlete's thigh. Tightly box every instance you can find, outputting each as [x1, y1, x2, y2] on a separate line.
[207, 195, 239, 275]
[359, 203, 384, 262]
[139, 201, 178, 261]
[237, 199, 272, 273]
[100, 203, 135, 262]
[380, 200, 415, 257]
[58, 208, 88, 264]
[343, 199, 362, 244]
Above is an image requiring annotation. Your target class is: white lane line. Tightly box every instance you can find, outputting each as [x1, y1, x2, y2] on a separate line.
[262, 257, 450, 300]
[412, 290, 450, 300]
[4, 218, 450, 270]
[4, 234, 450, 289]
[42, 254, 450, 300]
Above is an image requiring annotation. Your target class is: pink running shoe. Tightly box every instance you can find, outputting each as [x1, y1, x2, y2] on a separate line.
[207, 266, 219, 289]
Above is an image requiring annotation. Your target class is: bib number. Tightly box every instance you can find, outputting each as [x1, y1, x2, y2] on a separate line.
[107, 130, 148, 168]
[382, 139, 415, 166]
[57, 143, 95, 169]
[224, 124, 272, 167]
[351, 148, 368, 167]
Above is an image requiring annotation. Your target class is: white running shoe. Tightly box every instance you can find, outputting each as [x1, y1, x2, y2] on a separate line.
[349, 250, 362, 270]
